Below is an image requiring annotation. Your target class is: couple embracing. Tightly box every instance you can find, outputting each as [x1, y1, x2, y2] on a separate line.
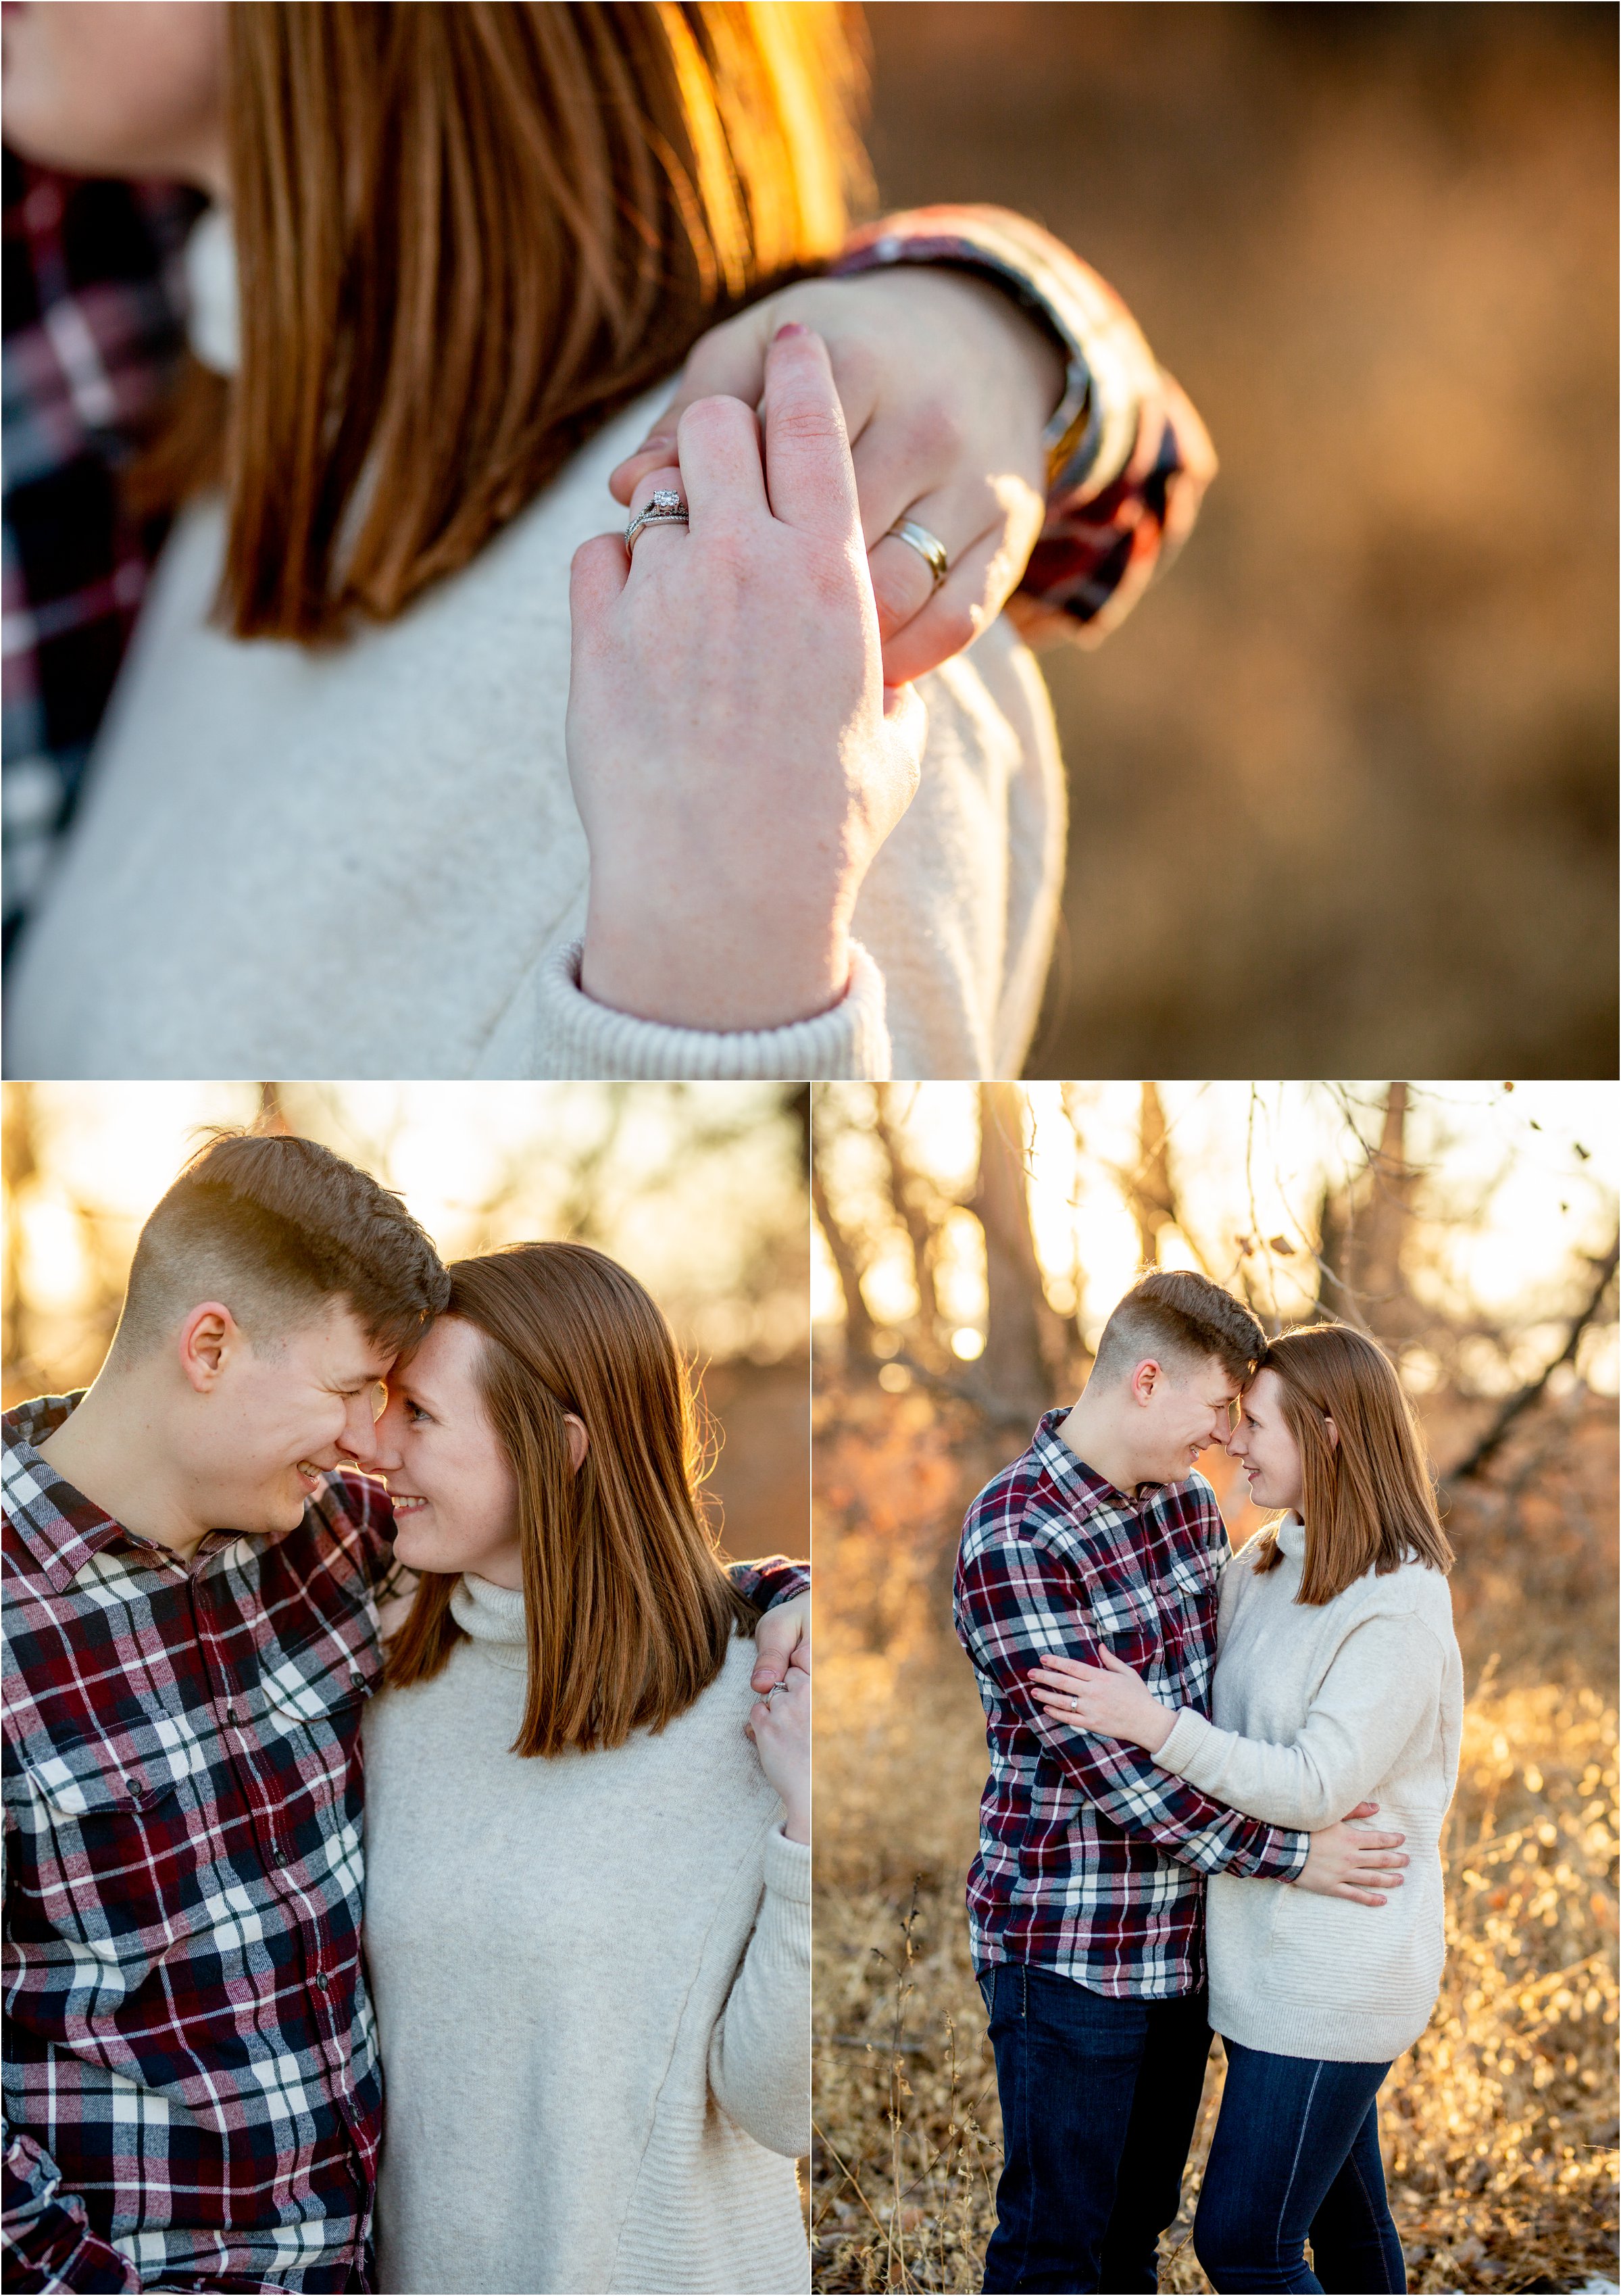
[3, 1130, 811, 2294]
[956, 1270, 1462, 2296]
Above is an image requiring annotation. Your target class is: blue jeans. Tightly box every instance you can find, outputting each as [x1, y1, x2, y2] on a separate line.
[1193, 2039, 1407, 2293]
[978, 1961, 1213, 2293]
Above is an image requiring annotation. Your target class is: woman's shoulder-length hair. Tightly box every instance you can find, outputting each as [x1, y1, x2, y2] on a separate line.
[1246, 1320, 1455, 1605]
[384, 1239, 759, 1757]
[147, 1, 870, 641]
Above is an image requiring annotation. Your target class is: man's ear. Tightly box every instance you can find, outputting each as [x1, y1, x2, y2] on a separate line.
[1129, 1357, 1162, 1408]
[564, 1414, 589, 1473]
[178, 1303, 239, 1393]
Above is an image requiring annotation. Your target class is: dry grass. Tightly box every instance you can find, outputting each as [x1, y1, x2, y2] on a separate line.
[812, 1382, 1620, 2293]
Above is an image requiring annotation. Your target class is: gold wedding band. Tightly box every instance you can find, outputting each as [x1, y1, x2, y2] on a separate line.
[884, 516, 950, 594]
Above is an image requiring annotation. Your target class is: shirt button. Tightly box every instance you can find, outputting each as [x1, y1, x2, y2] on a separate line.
[272, 1846, 288, 1867]
[347, 1669, 364, 1691]
[314, 1971, 330, 1991]
[224, 1705, 239, 1725]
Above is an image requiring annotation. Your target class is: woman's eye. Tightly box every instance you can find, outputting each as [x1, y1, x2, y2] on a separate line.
[405, 1401, 429, 1423]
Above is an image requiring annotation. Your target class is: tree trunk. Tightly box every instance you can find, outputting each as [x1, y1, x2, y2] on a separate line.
[972, 1085, 1059, 1426]
[812, 1164, 875, 1361]
[1128, 1082, 1177, 1266]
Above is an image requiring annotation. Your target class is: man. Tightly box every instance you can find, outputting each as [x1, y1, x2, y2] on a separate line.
[954, 1269, 1409, 2295]
[3, 1129, 806, 2291]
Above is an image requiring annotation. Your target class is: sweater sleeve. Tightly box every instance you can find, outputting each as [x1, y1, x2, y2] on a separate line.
[1154, 1612, 1447, 1829]
[533, 937, 891, 1080]
[705, 1826, 811, 2159]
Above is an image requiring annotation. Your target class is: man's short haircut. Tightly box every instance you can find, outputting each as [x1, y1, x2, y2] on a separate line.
[111, 1131, 451, 1363]
[1091, 1269, 1266, 1391]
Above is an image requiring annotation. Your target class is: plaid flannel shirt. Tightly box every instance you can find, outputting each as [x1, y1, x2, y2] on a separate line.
[1, 161, 202, 954]
[3, 1391, 805, 2295]
[954, 1409, 1307, 2000]
[0, 169, 1213, 955]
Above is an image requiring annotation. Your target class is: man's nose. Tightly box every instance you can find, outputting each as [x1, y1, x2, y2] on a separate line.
[341, 1392, 397, 1471]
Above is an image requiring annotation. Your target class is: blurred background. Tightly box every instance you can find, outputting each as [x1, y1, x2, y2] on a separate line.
[863, 3, 1616, 1075]
[1, 1080, 811, 1559]
[811, 1080, 1618, 2293]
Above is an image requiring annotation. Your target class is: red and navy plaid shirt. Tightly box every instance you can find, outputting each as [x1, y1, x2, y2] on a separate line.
[3, 1391, 805, 2294]
[0, 171, 1213, 955]
[954, 1409, 1307, 2001]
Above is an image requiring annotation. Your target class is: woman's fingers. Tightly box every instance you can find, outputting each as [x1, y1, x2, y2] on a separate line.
[671, 395, 767, 532]
[606, 302, 773, 505]
[620, 463, 693, 580]
[760, 324, 861, 541]
[568, 531, 631, 634]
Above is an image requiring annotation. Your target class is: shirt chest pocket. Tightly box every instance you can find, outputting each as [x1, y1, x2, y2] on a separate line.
[19, 1722, 213, 1966]
[247, 1606, 379, 1839]
[1088, 1576, 1162, 1660]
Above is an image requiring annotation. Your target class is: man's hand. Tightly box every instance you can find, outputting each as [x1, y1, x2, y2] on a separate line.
[751, 1595, 808, 1695]
[569, 324, 924, 1032]
[609, 268, 1063, 687]
[1295, 1802, 1410, 1905]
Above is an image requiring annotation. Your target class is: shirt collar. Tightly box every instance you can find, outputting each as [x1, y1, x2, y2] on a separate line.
[1028, 1405, 1165, 1514]
[1275, 1511, 1306, 1559]
[3, 1393, 198, 1597]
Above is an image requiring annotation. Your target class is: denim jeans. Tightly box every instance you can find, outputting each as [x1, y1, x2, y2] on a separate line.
[978, 1960, 1213, 2294]
[1193, 2039, 1407, 2293]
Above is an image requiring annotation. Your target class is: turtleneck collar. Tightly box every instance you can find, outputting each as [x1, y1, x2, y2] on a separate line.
[185, 206, 239, 377]
[1275, 1512, 1305, 1559]
[450, 1573, 529, 1670]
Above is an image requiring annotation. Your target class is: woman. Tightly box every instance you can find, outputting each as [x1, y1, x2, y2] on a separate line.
[1030, 1323, 1462, 2296]
[359, 1240, 809, 2295]
[1, 1, 1212, 1080]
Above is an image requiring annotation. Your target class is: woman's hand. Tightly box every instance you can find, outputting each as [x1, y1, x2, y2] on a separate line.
[609, 269, 1063, 687]
[747, 1657, 809, 1846]
[1028, 1648, 1175, 1754]
[568, 323, 924, 1032]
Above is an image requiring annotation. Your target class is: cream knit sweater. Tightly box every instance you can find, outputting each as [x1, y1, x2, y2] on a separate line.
[359, 1576, 810, 2295]
[1155, 1514, 1463, 2065]
[4, 216, 1064, 1082]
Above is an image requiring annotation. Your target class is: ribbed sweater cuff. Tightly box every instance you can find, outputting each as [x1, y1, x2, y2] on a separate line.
[764, 1825, 812, 1907]
[534, 937, 891, 1078]
[1155, 1706, 1216, 1781]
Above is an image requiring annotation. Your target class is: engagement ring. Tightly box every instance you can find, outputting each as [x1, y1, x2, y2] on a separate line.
[626, 489, 689, 551]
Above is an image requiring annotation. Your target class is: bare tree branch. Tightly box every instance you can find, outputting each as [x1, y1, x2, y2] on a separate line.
[1447, 1235, 1620, 1484]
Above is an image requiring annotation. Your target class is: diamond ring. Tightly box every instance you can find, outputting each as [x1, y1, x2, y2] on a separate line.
[626, 489, 690, 551]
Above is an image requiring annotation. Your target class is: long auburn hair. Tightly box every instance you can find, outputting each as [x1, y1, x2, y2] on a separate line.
[141, 1, 870, 640]
[384, 1241, 757, 1755]
[1247, 1322, 1454, 1605]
